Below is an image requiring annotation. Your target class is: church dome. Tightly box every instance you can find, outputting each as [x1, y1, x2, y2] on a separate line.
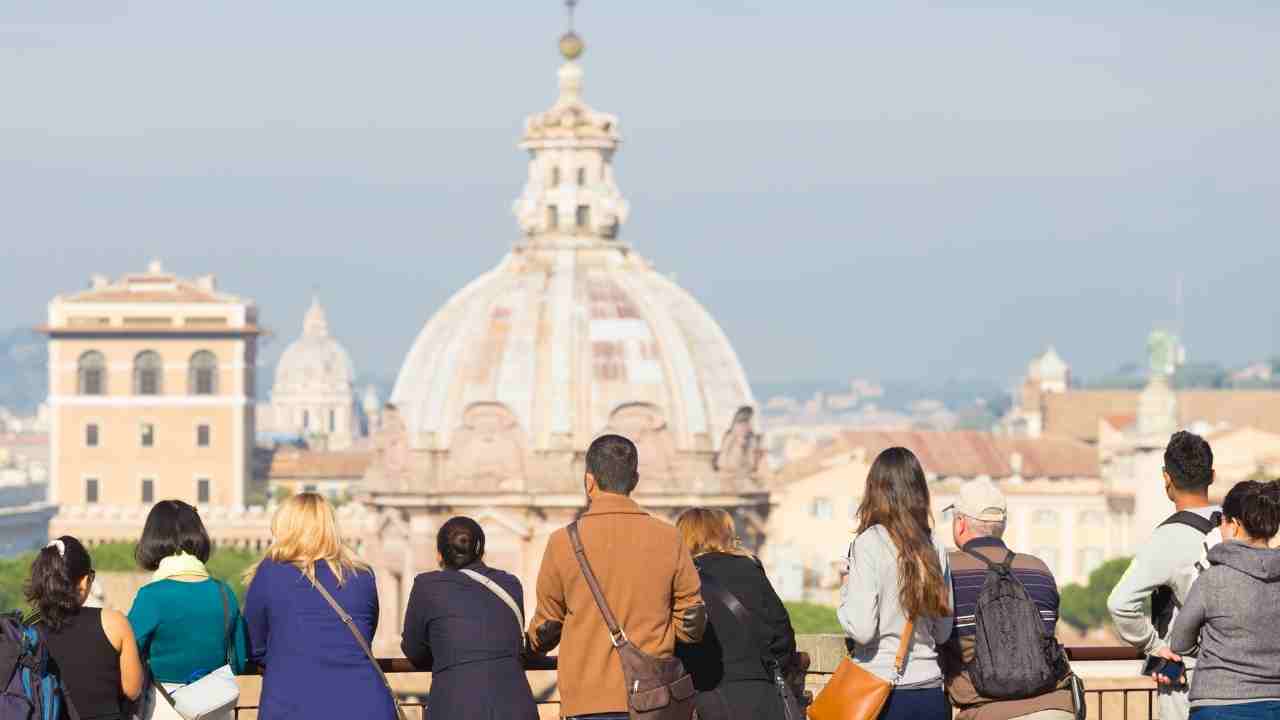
[381, 51, 757, 496]
[273, 297, 354, 396]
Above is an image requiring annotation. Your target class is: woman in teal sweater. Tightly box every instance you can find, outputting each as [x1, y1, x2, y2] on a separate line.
[128, 501, 247, 720]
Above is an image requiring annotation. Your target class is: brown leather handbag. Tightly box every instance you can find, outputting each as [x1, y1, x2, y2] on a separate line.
[567, 521, 697, 720]
[807, 618, 914, 720]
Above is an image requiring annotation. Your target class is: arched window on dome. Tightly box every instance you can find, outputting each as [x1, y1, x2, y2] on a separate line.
[78, 351, 106, 396]
[188, 351, 218, 395]
[547, 205, 559, 230]
[133, 351, 162, 396]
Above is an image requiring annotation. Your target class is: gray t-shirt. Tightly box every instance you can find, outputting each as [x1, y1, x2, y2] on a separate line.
[837, 524, 954, 688]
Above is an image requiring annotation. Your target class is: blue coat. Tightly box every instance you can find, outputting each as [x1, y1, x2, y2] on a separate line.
[243, 559, 397, 720]
[400, 562, 537, 720]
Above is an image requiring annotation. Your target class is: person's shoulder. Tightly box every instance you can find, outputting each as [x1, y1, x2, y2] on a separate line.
[99, 607, 130, 636]
[853, 524, 889, 549]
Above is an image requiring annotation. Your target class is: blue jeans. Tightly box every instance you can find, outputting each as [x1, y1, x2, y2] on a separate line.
[879, 686, 950, 720]
[1191, 702, 1280, 720]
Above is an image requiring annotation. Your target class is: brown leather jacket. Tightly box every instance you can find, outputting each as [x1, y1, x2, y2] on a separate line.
[526, 493, 706, 717]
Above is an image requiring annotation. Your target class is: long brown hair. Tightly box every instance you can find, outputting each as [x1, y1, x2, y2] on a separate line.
[854, 447, 950, 618]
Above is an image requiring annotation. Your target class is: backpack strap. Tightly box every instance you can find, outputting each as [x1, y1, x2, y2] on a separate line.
[458, 569, 525, 637]
[1158, 511, 1215, 535]
[566, 521, 629, 648]
[962, 548, 1017, 574]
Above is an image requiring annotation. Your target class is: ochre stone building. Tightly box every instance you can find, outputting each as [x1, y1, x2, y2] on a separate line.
[42, 262, 259, 534]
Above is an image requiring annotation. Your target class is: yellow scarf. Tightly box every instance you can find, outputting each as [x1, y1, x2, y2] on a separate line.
[151, 552, 211, 583]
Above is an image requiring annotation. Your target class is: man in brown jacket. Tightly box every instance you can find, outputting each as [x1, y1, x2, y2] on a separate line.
[527, 434, 707, 719]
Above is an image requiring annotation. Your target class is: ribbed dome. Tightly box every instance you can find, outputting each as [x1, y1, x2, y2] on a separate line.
[374, 51, 758, 497]
[391, 247, 754, 455]
[273, 297, 354, 396]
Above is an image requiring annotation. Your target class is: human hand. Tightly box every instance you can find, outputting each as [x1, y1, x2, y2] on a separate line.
[1149, 647, 1185, 686]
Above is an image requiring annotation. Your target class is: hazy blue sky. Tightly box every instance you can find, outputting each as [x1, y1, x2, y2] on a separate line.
[1, 1, 1276, 385]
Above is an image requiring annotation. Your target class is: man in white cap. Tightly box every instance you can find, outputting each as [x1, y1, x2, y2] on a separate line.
[938, 478, 1077, 720]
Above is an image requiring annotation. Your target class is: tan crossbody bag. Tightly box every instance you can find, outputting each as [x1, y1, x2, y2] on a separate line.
[807, 618, 914, 720]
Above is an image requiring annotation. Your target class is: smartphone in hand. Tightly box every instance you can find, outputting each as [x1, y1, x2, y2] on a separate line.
[1143, 656, 1186, 687]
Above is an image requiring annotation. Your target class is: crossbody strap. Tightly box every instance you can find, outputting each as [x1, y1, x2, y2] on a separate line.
[459, 569, 525, 632]
[566, 521, 629, 647]
[312, 579, 410, 720]
[891, 617, 916, 684]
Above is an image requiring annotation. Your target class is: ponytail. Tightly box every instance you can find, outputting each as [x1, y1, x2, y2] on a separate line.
[24, 535, 93, 631]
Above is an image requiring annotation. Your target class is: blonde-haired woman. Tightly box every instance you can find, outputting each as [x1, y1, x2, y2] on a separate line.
[675, 508, 798, 720]
[243, 493, 398, 720]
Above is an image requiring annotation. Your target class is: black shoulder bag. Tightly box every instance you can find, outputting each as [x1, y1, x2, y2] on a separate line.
[697, 572, 806, 720]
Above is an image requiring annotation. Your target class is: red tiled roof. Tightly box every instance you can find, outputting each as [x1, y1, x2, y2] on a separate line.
[777, 430, 1098, 484]
[267, 450, 372, 480]
[1044, 390, 1280, 443]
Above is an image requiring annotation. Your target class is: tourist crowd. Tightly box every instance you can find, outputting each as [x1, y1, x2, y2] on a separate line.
[5, 431, 1279, 720]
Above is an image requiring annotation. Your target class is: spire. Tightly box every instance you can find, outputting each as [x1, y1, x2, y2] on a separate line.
[512, 1, 630, 247]
[303, 295, 329, 338]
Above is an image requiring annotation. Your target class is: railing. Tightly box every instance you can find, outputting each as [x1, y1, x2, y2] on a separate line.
[229, 644, 1156, 720]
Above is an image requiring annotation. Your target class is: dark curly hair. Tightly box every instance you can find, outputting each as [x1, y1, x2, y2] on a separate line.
[1225, 480, 1280, 541]
[437, 516, 485, 570]
[1164, 431, 1214, 491]
[25, 536, 93, 632]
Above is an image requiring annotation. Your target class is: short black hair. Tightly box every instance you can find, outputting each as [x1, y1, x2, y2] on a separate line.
[1224, 480, 1280, 541]
[1164, 431, 1214, 491]
[135, 500, 212, 570]
[437, 516, 485, 569]
[586, 434, 639, 495]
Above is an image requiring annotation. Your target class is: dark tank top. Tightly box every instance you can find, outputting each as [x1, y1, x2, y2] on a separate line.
[43, 607, 124, 720]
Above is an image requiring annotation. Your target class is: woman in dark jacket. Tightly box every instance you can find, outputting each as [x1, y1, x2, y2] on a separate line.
[401, 516, 538, 720]
[676, 508, 798, 720]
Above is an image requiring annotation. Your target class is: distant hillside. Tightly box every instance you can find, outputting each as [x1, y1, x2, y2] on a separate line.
[0, 328, 47, 414]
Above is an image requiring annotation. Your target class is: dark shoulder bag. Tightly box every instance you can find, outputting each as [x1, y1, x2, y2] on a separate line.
[567, 521, 697, 720]
[698, 572, 807, 720]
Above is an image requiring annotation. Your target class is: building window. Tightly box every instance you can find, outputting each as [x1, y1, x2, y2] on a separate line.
[197, 478, 211, 504]
[134, 351, 163, 395]
[140, 423, 155, 448]
[85, 423, 99, 448]
[189, 351, 218, 395]
[1032, 509, 1060, 528]
[576, 205, 590, 228]
[1032, 547, 1059, 575]
[1078, 511, 1105, 527]
[1079, 547, 1105, 577]
[546, 205, 558, 230]
[196, 424, 211, 448]
[303, 484, 318, 494]
[302, 410, 310, 431]
[576, 167, 586, 186]
[551, 166, 560, 186]
[328, 409, 336, 432]
[78, 351, 107, 396]
[810, 497, 833, 521]
[85, 478, 99, 504]
[141, 478, 155, 504]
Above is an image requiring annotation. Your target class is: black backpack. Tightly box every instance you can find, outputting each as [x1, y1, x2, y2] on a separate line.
[964, 549, 1069, 700]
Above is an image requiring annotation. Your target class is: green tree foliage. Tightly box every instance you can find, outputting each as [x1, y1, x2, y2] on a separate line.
[0, 543, 261, 613]
[1059, 557, 1132, 631]
[785, 601, 843, 635]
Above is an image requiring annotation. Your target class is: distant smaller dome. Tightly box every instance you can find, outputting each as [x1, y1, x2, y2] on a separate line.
[273, 297, 354, 396]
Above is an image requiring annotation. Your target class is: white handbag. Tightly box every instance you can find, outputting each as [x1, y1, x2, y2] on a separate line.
[147, 583, 241, 720]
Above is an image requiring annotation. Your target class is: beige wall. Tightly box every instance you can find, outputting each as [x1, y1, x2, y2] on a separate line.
[49, 333, 252, 509]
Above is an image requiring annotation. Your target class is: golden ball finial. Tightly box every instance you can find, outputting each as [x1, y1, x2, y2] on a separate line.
[559, 31, 584, 60]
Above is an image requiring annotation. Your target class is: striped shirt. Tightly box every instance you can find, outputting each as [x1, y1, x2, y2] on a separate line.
[942, 537, 1074, 720]
[949, 537, 1060, 640]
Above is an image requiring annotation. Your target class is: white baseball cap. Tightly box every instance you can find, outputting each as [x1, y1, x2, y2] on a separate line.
[944, 477, 1007, 522]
